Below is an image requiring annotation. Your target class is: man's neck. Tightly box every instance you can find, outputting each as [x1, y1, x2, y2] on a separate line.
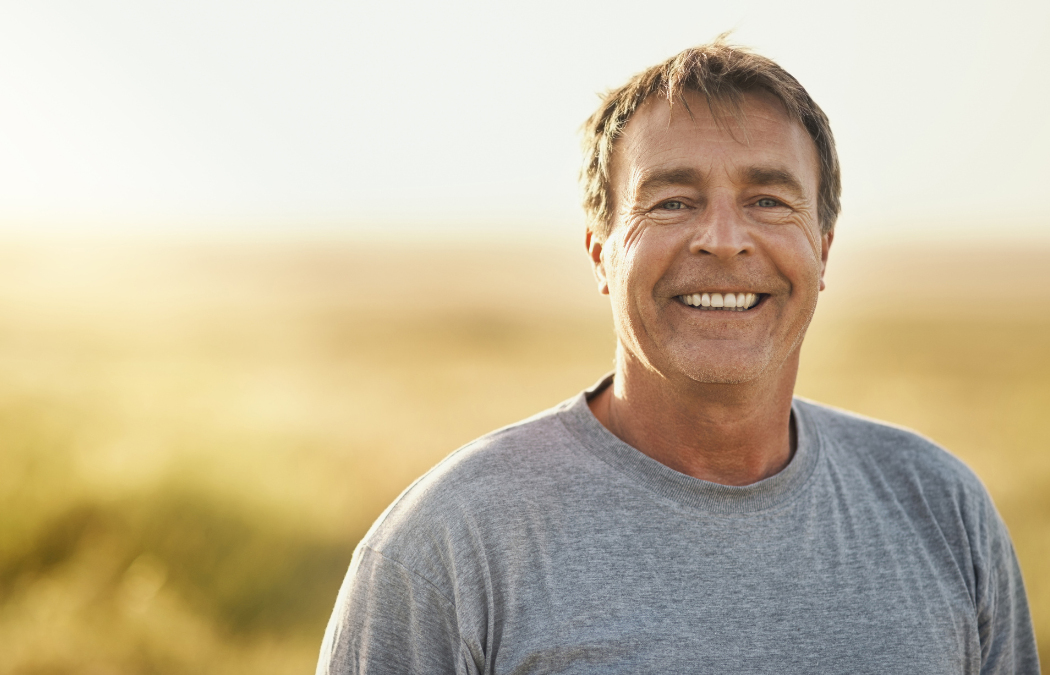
[587, 349, 799, 486]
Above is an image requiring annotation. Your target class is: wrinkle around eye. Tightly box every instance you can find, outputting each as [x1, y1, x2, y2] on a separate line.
[749, 196, 822, 260]
[618, 212, 652, 253]
[645, 207, 694, 226]
[762, 210, 822, 262]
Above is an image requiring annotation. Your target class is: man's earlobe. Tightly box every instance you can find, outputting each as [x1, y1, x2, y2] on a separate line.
[585, 229, 610, 296]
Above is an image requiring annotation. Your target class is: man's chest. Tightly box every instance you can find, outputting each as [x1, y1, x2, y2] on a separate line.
[469, 502, 979, 674]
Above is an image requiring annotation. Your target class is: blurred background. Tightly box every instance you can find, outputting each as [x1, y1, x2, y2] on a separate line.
[1, 1, 1048, 673]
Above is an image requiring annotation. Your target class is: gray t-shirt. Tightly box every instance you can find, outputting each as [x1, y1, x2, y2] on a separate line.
[317, 384, 1039, 674]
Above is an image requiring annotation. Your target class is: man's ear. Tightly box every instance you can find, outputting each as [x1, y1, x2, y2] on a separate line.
[585, 229, 610, 296]
[819, 228, 834, 292]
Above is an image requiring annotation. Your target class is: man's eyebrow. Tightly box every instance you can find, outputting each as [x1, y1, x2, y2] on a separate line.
[633, 167, 704, 197]
[742, 166, 808, 196]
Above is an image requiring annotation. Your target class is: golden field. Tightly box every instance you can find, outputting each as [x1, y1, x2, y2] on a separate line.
[0, 234, 1047, 673]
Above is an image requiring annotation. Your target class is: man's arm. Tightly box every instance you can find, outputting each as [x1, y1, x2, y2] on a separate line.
[317, 545, 481, 675]
[977, 507, 1040, 674]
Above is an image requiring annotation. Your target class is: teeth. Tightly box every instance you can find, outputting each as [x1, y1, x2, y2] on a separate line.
[679, 292, 762, 311]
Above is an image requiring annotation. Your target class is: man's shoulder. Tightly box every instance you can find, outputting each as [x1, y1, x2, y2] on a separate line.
[414, 393, 589, 490]
[795, 397, 989, 505]
[359, 394, 590, 554]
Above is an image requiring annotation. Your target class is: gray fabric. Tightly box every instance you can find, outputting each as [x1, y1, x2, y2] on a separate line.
[317, 381, 1039, 674]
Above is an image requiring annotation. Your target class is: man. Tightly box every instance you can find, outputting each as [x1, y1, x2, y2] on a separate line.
[318, 41, 1039, 673]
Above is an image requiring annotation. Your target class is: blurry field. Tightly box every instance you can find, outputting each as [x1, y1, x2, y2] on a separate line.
[0, 234, 1047, 673]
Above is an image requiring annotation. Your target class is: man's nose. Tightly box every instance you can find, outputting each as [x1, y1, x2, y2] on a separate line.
[688, 196, 754, 259]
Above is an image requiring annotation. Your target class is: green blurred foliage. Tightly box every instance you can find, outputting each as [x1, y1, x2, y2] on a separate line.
[1, 492, 356, 635]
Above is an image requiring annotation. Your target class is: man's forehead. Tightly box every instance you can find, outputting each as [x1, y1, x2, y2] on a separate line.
[613, 91, 819, 190]
[630, 89, 790, 135]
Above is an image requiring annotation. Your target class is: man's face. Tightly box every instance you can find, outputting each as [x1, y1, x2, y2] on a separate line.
[589, 90, 831, 387]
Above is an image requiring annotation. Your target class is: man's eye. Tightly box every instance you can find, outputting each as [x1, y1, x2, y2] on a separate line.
[756, 198, 781, 208]
[660, 200, 684, 210]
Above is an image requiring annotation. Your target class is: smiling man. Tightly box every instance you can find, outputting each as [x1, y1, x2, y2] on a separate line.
[318, 42, 1039, 674]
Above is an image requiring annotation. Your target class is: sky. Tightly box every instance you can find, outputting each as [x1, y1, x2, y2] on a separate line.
[1, 0, 1048, 240]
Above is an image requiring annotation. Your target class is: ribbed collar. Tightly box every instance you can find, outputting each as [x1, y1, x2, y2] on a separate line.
[557, 375, 822, 515]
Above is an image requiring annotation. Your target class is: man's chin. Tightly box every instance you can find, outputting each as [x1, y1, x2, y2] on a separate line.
[684, 369, 763, 386]
[669, 352, 775, 386]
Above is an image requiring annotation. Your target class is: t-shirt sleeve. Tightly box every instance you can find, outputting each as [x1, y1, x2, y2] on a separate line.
[316, 545, 481, 675]
[976, 504, 1040, 674]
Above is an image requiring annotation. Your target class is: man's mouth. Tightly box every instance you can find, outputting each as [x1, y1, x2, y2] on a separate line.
[676, 292, 763, 311]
